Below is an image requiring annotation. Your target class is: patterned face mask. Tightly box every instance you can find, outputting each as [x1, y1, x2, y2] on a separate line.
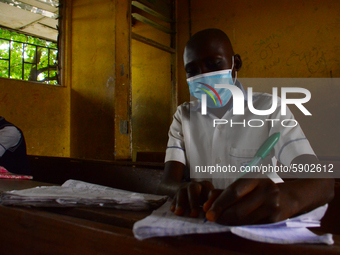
[187, 56, 236, 108]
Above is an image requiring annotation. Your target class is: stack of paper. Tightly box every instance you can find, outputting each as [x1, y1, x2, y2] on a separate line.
[133, 201, 333, 244]
[0, 180, 168, 210]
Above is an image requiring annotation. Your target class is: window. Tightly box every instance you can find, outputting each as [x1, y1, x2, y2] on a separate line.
[0, 0, 60, 85]
[0, 28, 58, 84]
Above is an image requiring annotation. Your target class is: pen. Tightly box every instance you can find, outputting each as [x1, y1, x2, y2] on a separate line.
[237, 132, 281, 181]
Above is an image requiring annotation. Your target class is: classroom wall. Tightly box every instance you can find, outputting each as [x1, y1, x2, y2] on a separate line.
[0, 78, 70, 157]
[0, 0, 118, 161]
[3, 0, 338, 161]
[1, 0, 171, 161]
[70, 0, 116, 160]
[131, 5, 173, 159]
[176, 0, 340, 157]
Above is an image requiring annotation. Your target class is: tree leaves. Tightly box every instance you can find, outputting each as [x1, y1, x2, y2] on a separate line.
[0, 28, 58, 85]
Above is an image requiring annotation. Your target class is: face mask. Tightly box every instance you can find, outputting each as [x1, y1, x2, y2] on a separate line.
[187, 56, 236, 108]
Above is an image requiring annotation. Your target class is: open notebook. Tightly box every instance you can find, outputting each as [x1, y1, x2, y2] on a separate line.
[0, 179, 168, 210]
[133, 200, 333, 245]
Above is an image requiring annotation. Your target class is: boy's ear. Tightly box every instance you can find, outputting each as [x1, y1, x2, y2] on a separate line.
[234, 54, 242, 71]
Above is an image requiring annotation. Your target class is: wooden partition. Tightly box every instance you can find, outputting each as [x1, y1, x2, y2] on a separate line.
[28, 155, 164, 194]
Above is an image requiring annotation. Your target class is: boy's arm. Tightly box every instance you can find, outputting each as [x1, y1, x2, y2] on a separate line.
[203, 154, 335, 225]
[157, 161, 214, 217]
[157, 161, 186, 197]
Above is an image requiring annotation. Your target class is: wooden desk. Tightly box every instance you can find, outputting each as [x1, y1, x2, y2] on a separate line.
[0, 180, 340, 255]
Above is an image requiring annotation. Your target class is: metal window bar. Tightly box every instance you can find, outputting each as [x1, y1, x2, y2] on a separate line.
[0, 41, 10, 78]
[0, 37, 58, 83]
[34, 45, 37, 81]
[8, 40, 11, 78]
[48, 48, 50, 80]
[22, 43, 25, 79]
[0, 44, 10, 77]
[23, 45, 45, 81]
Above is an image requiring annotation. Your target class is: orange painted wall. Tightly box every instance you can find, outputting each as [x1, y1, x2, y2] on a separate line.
[3, 0, 337, 161]
[0, 78, 70, 157]
[70, 0, 116, 160]
[0, 0, 170, 161]
[0, 0, 118, 160]
[176, 0, 340, 157]
[131, 6, 173, 159]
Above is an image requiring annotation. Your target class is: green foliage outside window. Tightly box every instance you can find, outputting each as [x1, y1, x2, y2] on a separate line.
[0, 28, 59, 85]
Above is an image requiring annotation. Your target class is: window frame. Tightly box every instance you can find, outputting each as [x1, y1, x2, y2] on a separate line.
[0, 0, 65, 86]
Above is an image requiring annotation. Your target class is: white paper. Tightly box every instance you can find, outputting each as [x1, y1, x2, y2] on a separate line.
[231, 227, 333, 245]
[0, 180, 168, 210]
[133, 201, 333, 245]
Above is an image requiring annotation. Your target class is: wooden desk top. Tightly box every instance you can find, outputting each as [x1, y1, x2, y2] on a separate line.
[0, 179, 339, 255]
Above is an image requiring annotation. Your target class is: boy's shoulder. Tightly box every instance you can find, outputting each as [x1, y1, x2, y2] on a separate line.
[176, 100, 200, 112]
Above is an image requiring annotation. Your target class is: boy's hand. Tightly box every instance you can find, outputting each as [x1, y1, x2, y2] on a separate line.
[171, 181, 214, 218]
[203, 178, 288, 225]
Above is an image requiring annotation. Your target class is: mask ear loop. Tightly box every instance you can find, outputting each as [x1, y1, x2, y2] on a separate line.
[232, 55, 237, 85]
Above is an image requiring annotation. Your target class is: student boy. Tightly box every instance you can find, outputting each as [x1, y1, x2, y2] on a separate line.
[0, 116, 30, 175]
[157, 29, 334, 225]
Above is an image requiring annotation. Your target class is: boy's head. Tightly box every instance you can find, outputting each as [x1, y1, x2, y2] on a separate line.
[183, 28, 242, 79]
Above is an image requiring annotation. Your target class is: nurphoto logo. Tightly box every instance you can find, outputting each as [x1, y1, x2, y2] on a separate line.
[200, 84, 312, 128]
